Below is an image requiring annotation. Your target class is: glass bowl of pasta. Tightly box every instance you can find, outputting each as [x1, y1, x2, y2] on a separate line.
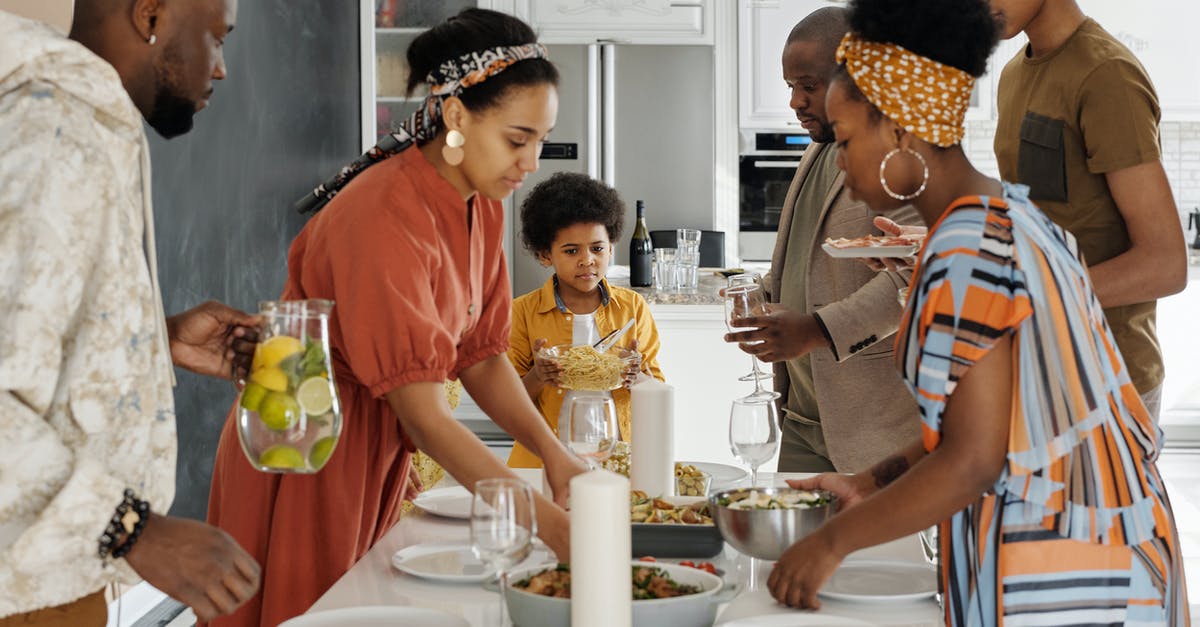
[540, 344, 639, 391]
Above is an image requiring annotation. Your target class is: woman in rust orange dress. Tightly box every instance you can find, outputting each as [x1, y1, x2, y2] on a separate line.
[204, 10, 586, 626]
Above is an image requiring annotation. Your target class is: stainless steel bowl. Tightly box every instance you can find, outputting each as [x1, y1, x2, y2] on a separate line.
[709, 487, 837, 560]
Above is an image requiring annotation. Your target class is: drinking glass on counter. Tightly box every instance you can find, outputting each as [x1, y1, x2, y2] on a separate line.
[676, 228, 702, 291]
[471, 478, 536, 627]
[567, 396, 618, 469]
[653, 247, 677, 291]
[724, 276, 779, 400]
[729, 396, 780, 487]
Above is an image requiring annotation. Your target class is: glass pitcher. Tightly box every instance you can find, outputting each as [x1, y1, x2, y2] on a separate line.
[235, 299, 342, 473]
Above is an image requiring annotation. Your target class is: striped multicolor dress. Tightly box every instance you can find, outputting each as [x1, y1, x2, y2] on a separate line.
[895, 183, 1189, 626]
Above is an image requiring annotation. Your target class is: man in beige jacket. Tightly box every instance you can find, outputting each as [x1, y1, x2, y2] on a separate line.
[726, 8, 919, 472]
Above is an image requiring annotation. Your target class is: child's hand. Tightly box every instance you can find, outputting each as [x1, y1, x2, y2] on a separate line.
[622, 339, 642, 389]
[530, 338, 562, 386]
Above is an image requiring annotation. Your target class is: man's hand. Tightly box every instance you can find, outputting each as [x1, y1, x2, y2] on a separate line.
[124, 514, 261, 623]
[166, 301, 259, 381]
[722, 304, 829, 363]
[860, 216, 926, 272]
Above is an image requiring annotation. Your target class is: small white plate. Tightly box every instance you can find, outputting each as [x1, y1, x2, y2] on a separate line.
[821, 242, 918, 259]
[391, 541, 555, 583]
[412, 486, 472, 519]
[279, 606, 468, 627]
[720, 614, 873, 626]
[679, 461, 749, 488]
[818, 559, 937, 603]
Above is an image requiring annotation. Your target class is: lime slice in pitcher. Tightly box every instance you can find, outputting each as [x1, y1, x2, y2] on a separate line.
[239, 382, 269, 412]
[296, 377, 334, 415]
[258, 392, 300, 431]
[259, 445, 305, 469]
[308, 436, 338, 469]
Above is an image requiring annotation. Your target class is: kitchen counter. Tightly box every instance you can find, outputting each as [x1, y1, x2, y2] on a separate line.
[304, 469, 940, 626]
[609, 271, 729, 306]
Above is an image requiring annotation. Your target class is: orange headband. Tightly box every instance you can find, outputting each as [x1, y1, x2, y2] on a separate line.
[835, 33, 975, 147]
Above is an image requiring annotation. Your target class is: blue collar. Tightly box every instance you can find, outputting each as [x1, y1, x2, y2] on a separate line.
[552, 275, 610, 313]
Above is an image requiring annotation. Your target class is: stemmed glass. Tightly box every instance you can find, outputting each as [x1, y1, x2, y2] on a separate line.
[724, 276, 780, 400]
[567, 396, 618, 470]
[729, 397, 780, 487]
[471, 478, 536, 627]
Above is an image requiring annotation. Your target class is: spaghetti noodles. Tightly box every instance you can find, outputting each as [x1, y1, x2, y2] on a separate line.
[554, 345, 627, 391]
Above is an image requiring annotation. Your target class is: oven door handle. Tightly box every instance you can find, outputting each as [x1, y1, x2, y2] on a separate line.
[753, 160, 801, 168]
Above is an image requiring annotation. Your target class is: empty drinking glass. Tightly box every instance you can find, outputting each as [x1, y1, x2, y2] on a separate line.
[471, 478, 536, 627]
[728, 397, 780, 488]
[653, 247, 677, 291]
[724, 280, 779, 400]
[568, 396, 618, 469]
[676, 229, 702, 291]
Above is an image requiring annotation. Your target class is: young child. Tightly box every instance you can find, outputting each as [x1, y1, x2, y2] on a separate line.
[507, 172, 665, 468]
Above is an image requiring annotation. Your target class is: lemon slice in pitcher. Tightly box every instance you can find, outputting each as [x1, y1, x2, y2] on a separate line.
[253, 335, 303, 371]
[296, 377, 334, 416]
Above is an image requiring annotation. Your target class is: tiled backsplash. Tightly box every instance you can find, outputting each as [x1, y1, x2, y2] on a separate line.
[961, 119, 1200, 229]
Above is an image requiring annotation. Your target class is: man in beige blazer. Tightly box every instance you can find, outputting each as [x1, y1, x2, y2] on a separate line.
[726, 8, 920, 472]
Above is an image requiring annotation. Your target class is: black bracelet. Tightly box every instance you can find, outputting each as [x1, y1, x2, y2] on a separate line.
[97, 489, 151, 560]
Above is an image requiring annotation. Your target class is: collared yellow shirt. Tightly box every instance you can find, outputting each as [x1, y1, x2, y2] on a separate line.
[507, 277, 665, 468]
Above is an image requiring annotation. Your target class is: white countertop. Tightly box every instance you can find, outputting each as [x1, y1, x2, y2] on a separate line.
[305, 469, 940, 626]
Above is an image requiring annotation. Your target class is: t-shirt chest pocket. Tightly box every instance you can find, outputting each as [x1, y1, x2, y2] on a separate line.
[1017, 112, 1068, 203]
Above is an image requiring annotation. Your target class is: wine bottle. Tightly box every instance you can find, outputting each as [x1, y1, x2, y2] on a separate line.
[629, 200, 653, 287]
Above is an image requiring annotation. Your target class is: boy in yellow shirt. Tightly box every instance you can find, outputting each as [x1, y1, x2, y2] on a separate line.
[507, 172, 665, 468]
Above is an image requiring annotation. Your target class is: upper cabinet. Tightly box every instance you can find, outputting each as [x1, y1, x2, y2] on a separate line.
[738, 0, 837, 129]
[514, 0, 713, 45]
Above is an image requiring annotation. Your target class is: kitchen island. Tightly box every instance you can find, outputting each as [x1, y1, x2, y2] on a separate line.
[304, 468, 940, 626]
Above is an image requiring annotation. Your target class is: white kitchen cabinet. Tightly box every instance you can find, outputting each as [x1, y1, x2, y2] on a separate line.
[514, 0, 713, 45]
[360, 0, 510, 150]
[738, 0, 837, 130]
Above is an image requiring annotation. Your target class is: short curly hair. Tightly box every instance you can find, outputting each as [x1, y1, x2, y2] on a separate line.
[519, 172, 625, 255]
[846, 0, 998, 77]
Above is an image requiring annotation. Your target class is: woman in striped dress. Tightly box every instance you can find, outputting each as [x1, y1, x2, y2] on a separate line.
[767, 0, 1189, 624]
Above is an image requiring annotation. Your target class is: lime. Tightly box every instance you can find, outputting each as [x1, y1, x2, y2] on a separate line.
[258, 445, 305, 469]
[296, 377, 334, 415]
[249, 367, 289, 392]
[258, 391, 300, 431]
[308, 436, 338, 469]
[252, 335, 304, 372]
[239, 382, 269, 412]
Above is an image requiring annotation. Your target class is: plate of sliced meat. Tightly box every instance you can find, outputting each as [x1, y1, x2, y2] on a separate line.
[821, 234, 923, 258]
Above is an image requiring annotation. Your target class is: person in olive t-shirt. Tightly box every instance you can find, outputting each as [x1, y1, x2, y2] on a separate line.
[991, 0, 1188, 420]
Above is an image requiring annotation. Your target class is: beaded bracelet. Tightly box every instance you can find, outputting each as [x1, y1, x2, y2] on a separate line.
[97, 489, 150, 561]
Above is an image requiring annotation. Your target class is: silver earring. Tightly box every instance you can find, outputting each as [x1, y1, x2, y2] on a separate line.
[148, 34, 157, 45]
[879, 148, 929, 201]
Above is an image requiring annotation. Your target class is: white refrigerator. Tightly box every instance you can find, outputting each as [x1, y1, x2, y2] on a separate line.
[507, 42, 717, 296]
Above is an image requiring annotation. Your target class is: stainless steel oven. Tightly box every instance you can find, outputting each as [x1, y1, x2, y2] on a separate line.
[738, 130, 811, 261]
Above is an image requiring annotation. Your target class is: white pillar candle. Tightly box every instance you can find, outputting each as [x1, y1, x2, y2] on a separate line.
[570, 470, 631, 627]
[630, 378, 675, 497]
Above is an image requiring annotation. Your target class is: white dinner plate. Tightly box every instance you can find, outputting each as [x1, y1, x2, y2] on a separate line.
[412, 486, 473, 519]
[279, 606, 468, 627]
[391, 541, 555, 583]
[679, 461, 749, 488]
[821, 242, 918, 259]
[720, 614, 874, 626]
[818, 559, 937, 603]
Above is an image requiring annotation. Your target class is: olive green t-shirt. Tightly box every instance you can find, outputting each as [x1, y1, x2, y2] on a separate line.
[994, 18, 1164, 394]
[778, 143, 840, 428]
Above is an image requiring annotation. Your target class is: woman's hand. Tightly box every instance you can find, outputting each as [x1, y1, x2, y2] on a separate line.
[621, 339, 642, 389]
[542, 444, 588, 509]
[859, 216, 927, 272]
[767, 526, 846, 609]
[527, 338, 562, 387]
[784, 472, 875, 513]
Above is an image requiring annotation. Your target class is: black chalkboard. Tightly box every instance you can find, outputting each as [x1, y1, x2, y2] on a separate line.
[147, 1, 361, 521]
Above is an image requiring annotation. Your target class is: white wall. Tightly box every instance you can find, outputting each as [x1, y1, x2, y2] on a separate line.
[0, 0, 73, 33]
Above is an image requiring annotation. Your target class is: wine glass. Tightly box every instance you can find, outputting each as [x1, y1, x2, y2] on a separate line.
[729, 397, 780, 487]
[471, 478, 536, 627]
[724, 281, 780, 400]
[567, 396, 618, 470]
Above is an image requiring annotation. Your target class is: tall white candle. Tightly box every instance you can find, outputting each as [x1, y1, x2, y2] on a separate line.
[630, 378, 675, 497]
[570, 470, 631, 627]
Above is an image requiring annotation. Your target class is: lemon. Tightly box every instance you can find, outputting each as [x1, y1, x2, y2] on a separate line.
[239, 382, 269, 412]
[296, 377, 334, 415]
[249, 367, 289, 392]
[258, 391, 300, 431]
[308, 436, 338, 469]
[252, 336, 304, 372]
[258, 445, 305, 469]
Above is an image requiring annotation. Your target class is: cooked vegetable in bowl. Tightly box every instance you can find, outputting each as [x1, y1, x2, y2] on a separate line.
[512, 564, 702, 600]
[629, 490, 712, 525]
[713, 488, 831, 510]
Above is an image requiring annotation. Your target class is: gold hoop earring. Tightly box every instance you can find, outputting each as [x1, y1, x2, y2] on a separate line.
[442, 129, 465, 166]
[879, 148, 928, 201]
